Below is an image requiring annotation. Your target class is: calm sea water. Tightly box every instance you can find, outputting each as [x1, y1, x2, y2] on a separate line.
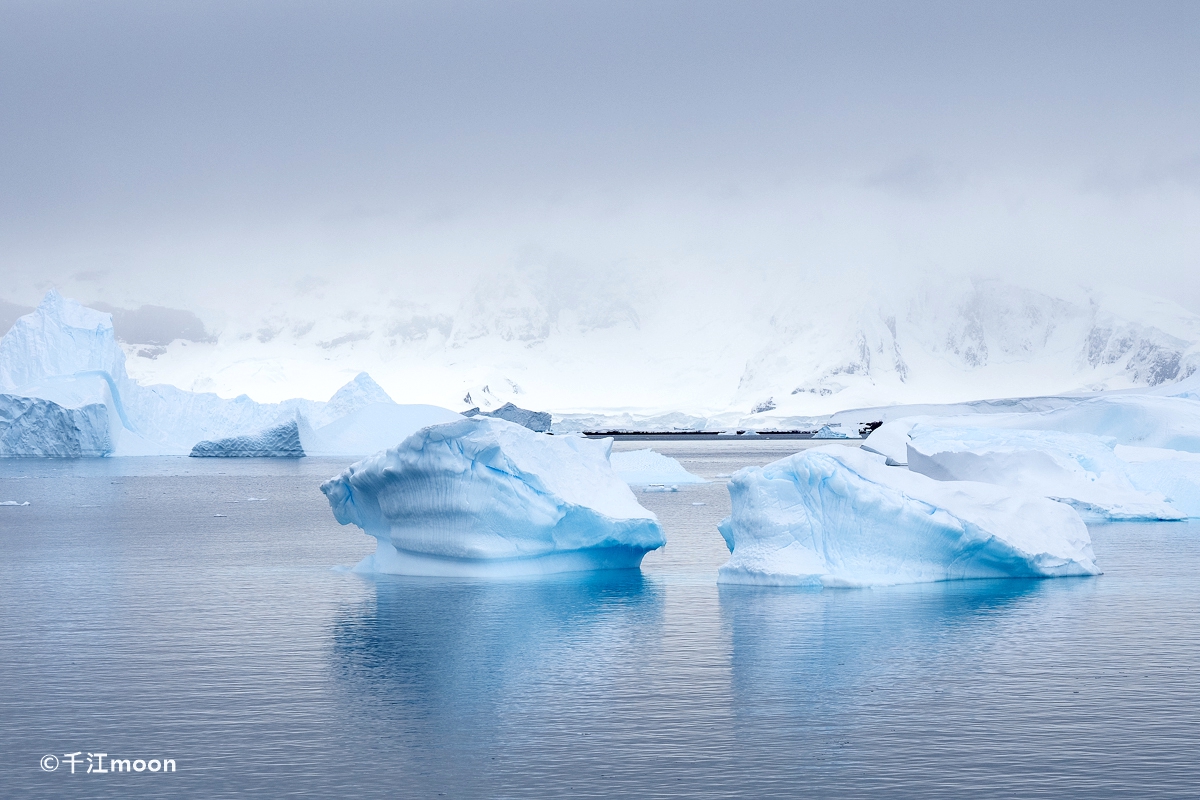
[2, 443, 1199, 798]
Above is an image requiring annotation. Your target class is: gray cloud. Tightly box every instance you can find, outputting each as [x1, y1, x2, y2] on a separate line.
[1, 1, 1198, 312]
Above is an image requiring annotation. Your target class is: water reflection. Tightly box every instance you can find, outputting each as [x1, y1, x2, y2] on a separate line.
[328, 571, 664, 755]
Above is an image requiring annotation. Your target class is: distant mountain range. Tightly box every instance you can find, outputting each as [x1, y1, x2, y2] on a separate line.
[3, 277, 1198, 426]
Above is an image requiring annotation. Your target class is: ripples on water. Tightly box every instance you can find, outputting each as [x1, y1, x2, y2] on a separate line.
[2, 446, 1198, 798]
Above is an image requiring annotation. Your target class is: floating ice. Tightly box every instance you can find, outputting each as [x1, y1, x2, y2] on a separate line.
[1, 500, 30, 506]
[609, 448, 704, 485]
[1116, 445, 1200, 518]
[813, 424, 851, 439]
[0, 293, 460, 456]
[190, 420, 306, 458]
[717, 445, 1098, 587]
[907, 426, 1184, 521]
[321, 417, 665, 577]
[463, 402, 552, 432]
[0, 393, 112, 457]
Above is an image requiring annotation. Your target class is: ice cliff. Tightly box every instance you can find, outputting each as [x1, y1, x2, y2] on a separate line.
[0, 393, 111, 457]
[320, 417, 666, 576]
[717, 445, 1099, 587]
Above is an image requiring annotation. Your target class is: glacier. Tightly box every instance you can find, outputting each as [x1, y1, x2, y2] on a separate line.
[717, 445, 1099, 587]
[609, 448, 705, 486]
[0, 291, 458, 456]
[906, 426, 1184, 521]
[190, 420, 306, 457]
[320, 417, 666, 577]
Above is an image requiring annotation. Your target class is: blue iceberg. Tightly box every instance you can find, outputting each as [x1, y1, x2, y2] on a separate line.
[718, 445, 1099, 587]
[321, 417, 666, 576]
[190, 420, 306, 457]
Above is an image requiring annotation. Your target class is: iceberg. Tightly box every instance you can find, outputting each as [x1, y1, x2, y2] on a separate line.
[190, 420, 306, 457]
[717, 445, 1098, 587]
[812, 424, 851, 439]
[1116, 445, 1200, 518]
[907, 426, 1184, 521]
[0, 293, 460, 456]
[0, 392, 111, 457]
[609, 448, 705, 485]
[321, 417, 666, 576]
[463, 402, 552, 432]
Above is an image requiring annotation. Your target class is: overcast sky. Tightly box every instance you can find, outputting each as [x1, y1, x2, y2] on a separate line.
[2, 0, 1199, 314]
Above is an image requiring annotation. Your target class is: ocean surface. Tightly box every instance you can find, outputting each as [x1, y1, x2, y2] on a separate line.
[2, 441, 1199, 798]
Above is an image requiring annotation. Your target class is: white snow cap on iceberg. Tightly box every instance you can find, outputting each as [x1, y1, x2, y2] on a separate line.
[320, 417, 666, 577]
[717, 445, 1098, 587]
[907, 425, 1185, 521]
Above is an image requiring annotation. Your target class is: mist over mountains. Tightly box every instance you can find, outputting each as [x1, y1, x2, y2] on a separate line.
[6, 275, 1193, 425]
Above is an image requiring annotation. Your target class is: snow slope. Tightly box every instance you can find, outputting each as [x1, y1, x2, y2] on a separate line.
[717, 445, 1099, 587]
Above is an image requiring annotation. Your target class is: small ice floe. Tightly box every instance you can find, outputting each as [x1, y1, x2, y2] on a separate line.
[715, 473, 732, 479]
[643, 484, 679, 493]
[692, 501, 707, 506]
[212, 514, 228, 518]
[1, 500, 30, 506]
[246, 497, 266, 502]
[610, 449, 704, 486]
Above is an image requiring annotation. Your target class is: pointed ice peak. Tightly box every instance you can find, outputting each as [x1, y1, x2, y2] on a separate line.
[36, 289, 115, 332]
[0, 291, 128, 391]
[323, 372, 395, 417]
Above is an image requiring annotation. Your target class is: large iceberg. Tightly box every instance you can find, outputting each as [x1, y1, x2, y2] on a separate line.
[321, 417, 666, 577]
[860, 391, 1200, 466]
[906, 426, 1185, 521]
[0, 292, 459, 456]
[717, 445, 1098, 587]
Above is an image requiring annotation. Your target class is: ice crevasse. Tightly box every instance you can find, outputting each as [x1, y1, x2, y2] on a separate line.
[717, 445, 1099, 587]
[321, 417, 666, 577]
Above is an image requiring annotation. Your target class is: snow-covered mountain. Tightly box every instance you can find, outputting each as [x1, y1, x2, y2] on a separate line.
[3, 277, 1199, 428]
